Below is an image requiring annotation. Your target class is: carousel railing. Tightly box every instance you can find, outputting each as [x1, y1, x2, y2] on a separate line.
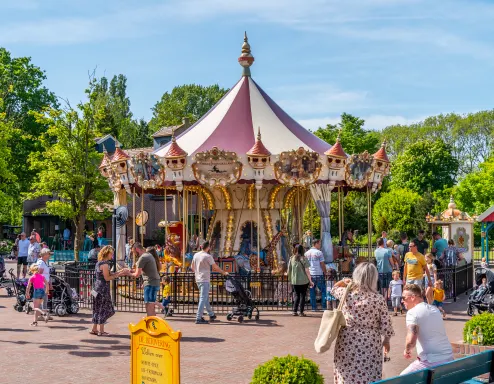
[56, 262, 473, 313]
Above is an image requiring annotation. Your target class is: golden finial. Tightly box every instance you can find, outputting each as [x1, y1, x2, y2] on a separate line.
[336, 128, 342, 142]
[238, 31, 255, 76]
[257, 126, 261, 141]
[171, 127, 177, 142]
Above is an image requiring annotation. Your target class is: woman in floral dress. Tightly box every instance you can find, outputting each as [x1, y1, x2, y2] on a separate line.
[90, 246, 128, 336]
[331, 262, 394, 384]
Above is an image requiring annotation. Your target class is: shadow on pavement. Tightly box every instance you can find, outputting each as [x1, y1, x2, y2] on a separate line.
[69, 351, 112, 358]
[0, 328, 39, 332]
[181, 336, 225, 343]
[80, 338, 121, 344]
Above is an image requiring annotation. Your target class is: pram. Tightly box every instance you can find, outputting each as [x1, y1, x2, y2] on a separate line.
[9, 268, 33, 313]
[0, 255, 13, 296]
[467, 267, 494, 316]
[225, 275, 260, 323]
[48, 267, 80, 316]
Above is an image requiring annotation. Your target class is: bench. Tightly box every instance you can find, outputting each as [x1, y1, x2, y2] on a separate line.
[375, 350, 494, 384]
[49, 251, 89, 263]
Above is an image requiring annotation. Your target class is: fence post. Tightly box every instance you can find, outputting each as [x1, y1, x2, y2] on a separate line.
[453, 266, 457, 302]
[173, 270, 178, 313]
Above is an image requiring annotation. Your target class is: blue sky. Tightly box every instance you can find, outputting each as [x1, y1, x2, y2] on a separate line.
[2, 0, 494, 131]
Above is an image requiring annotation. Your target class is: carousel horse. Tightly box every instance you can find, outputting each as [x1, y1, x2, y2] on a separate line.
[161, 233, 182, 273]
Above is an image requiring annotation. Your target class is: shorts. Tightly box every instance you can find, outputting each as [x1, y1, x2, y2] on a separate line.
[162, 297, 171, 307]
[17, 256, 28, 265]
[143, 285, 159, 303]
[432, 300, 443, 307]
[406, 279, 423, 288]
[391, 296, 401, 308]
[33, 288, 46, 299]
[379, 273, 392, 289]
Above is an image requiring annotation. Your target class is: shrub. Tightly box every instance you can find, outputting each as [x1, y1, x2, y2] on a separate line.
[463, 312, 494, 345]
[251, 355, 324, 384]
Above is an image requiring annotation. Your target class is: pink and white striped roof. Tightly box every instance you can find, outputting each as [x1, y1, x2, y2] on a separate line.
[154, 76, 331, 157]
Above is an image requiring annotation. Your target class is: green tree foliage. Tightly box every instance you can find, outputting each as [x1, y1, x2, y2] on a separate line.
[0, 48, 58, 220]
[373, 189, 428, 235]
[313, 113, 381, 154]
[463, 312, 494, 346]
[90, 74, 152, 148]
[390, 140, 459, 194]
[149, 84, 228, 133]
[383, 111, 494, 177]
[27, 83, 112, 259]
[455, 155, 494, 214]
[0, 100, 18, 224]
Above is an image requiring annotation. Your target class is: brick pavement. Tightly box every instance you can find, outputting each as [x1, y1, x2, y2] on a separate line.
[0, 285, 469, 384]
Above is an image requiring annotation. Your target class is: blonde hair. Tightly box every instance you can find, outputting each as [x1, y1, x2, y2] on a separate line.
[482, 257, 486, 263]
[392, 270, 401, 278]
[435, 279, 444, 288]
[387, 240, 394, 248]
[98, 245, 114, 261]
[425, 253, 434, 261]
[30, 264, 40, 274]
[352, 262, 378, 293]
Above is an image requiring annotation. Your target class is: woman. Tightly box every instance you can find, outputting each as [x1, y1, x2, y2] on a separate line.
[331, 262, 394, 384]
[90, 245, 127, 336]
[287, 244, 313, 316]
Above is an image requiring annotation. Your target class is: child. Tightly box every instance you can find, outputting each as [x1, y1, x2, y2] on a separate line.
[160, 276, 172, 317]
[472, 277, 488, 302]
[272, 261, 291, 307]
[393, 244, 401, 270]
[387, 240, 398, 270]
[388, 270, 404, 316]
[425, 253, 437, 304]
[25, 264, 49, 326]
[481, 257, 488, 269]
[326, 268, 338, 310]
[432, 279, 446, 318]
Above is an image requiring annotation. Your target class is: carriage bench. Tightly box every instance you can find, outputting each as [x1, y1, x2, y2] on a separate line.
[374, 350, 494, 383]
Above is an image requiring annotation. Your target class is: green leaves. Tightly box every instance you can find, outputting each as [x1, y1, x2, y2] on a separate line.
[251, 355, 324, 384]
[463, 312, 494, 346]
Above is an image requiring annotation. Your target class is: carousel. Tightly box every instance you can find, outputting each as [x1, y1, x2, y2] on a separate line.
[99, 33, 390, 276]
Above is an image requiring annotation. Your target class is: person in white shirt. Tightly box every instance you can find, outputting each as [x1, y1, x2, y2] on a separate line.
[17, 232, 31, 278]
[36, 248, 53, 315]
[400, 284, 453, 375]
[191, 241, 228, 324]
[305, 239, 327, 311]
[27, 236, 41, 265]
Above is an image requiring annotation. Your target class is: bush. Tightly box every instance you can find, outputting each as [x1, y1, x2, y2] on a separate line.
[463, 312, 494, 345]
[251, 355, 324, 384]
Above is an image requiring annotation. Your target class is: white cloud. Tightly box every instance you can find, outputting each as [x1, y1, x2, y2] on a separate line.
[298, 114, 426, 131]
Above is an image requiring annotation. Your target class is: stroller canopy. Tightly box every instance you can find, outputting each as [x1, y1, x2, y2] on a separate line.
[475, 267, 494, 285]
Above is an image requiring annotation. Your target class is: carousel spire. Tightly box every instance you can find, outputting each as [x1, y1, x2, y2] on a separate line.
[99, 144, 112, 169]
[247, 127, 271, 157]
[238, 31, 255, 77]
[324, 130, 347, 158]
[373, 139, 389, 162]
[165, 128, 187, 158]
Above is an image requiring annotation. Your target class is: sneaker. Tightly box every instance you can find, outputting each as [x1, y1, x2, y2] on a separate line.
[195, 318, 209, 324]
[209, 314, 217, 322]
[292, 312, 298, 316]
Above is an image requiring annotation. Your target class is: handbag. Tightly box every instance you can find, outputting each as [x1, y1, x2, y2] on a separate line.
[314, 283, 352, 354]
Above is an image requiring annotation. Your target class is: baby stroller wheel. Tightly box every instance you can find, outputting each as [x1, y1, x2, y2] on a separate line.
[25, 304, 32, 314]
[69, 302, 80, 314]
[467, 304, 475, 317]
[226, 313, 233, 321]
[55, 304, 67, 317]
[15, 304, 23, 312]
[7, 288, 13, 296]
[237, 315, 244, 323]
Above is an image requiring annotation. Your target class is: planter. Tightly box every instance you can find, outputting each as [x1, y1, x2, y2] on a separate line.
[451, 340, 494, 357]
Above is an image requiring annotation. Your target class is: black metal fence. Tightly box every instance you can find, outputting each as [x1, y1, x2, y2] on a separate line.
[58, 262, 474, 314]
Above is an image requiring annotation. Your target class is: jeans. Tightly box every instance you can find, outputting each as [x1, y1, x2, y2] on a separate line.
[293, 284, 309, 314]
[196, 282, 214, 320]
[309, 276, 327, 310]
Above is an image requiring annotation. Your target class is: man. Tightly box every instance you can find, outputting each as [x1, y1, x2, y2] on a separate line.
[302, 230, 313, 250]
[442, 239, 459, 267]
[404, 241, 433, 290]
[17, 232, 30, 278]
[191, 241, 228, 324]
[63, 227, 71, 249]
[27, 235, 41, 265]
[88, 244, 101, 263]
[375, 237, 393, 298]
[129, 243, 161, 317]
[400, 284, 453, 375]
[305, 239, 327, 311]
[432, 232, 448, 261]
[413, 230, 429, 256]
[36, 248, 53, 315]
[31, 229, 41, 243]
[397, 233, 410, 263]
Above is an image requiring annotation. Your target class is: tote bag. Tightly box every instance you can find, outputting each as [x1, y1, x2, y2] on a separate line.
[314, 283, 352, 354]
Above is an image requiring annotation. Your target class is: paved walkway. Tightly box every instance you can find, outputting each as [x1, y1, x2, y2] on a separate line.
[0, 286, 469, 383]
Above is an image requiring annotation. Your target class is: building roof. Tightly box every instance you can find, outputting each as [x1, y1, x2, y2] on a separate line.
[477, 206, 494, 222]
[247, 129, 271, 156]
[111, 147, 130, 162]
[324, 138, 347, 158]
[373, 143, 389, 162]
[125, 147, 154, 157]
[165, 137, 187, 158]
[94, 134, 121, 146]
[152, 124, 184, 138]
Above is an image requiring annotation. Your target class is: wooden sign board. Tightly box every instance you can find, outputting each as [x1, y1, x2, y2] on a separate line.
[129, 316, 181, 384]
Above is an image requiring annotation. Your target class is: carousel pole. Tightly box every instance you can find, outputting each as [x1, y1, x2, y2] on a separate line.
[367, 185, 372, 261]
[164, 187, 168, 237]
[132, 187, 136, 242]
[341, 188, 345, 238]
[182, 190, 186, 264]
[140, 189, 144, 245]
[257, 187, 261, 272]
[199, 191, 203, 242]
[338, 186, 342, 241]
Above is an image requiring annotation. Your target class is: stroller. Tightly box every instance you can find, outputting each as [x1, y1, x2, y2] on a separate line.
[9, 268, 33, 313]
[0, 255, 13, 296]
[225, 275, 260, 323]
[49, 267, 80, 317]
[467, 267, 494, 316]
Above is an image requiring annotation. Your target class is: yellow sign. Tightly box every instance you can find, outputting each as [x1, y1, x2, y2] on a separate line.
[129, 316, 181, 384]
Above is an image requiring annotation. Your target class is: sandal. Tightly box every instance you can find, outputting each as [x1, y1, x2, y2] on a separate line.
[30, 321, 38, 327]
[89, 330, 98, 335]
[98, 332, 111, 337]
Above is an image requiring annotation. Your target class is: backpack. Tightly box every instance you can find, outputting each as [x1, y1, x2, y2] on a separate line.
[400, 243, 409, 263]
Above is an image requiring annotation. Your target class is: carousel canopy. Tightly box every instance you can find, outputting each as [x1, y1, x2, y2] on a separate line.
[154, 34, 330, 158]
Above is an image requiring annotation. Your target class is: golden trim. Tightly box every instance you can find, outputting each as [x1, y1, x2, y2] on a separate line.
[268, 184, 283, 209]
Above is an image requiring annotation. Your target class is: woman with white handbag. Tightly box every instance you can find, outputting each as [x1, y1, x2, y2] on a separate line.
[329, 263, 394, 383]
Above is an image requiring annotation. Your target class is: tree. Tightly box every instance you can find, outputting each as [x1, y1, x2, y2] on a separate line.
[149, 84, 228, 133]
[0, 48, 58, 221]
[372, 189, 427, 236]
[390, 139, 459, 194]
[313, 113, 381, 154]
[0, 99, 17, 224]
[27, 84, 112, 259]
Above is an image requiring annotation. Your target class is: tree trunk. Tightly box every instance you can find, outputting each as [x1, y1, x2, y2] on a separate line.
[73, 214, 86, 262]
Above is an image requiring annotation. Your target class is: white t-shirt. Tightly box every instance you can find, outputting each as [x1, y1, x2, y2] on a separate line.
[389, 279, 403, 297]
[191, 251, 215, 283]
[305, 248, 324, 275]
[406, 302, 453, 363]
[36, 259, 51, 283]
[18, 239, 30, 257]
